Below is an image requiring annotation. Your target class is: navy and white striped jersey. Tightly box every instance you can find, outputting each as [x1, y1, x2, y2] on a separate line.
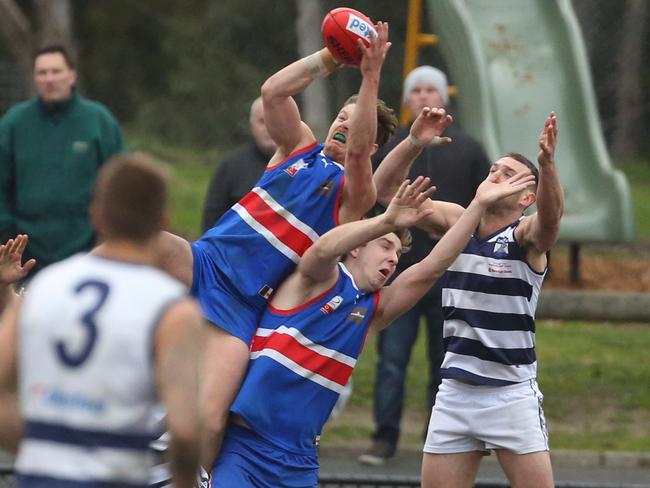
[439, 220, 546, 386]
[15, 253, 186, 488]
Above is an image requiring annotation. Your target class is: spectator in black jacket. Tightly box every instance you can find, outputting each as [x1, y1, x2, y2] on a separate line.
[359, 66, 491, 466]
[201, 97, 276, 231]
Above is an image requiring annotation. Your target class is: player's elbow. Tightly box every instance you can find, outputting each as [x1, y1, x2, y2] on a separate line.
[261, 77, 282, 106]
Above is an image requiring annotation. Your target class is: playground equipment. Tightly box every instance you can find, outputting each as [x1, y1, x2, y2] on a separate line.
[404, 0, 636, 282]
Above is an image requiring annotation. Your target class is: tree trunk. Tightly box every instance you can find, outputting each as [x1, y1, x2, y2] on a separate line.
[295, 0, 330, 140]
[611, 0, 648, 160]
[0, 0, 35, 74]
[34, 0, 73, 47]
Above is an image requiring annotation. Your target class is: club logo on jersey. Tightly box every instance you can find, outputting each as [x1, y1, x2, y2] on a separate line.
[317, 180, 335, 196]
[320, 295, 343, 314]
[346, 14, 377, 41]
[493, 236, 509, 257]
[284, 159, 309, 177]
[347, 306, 368, 324]
[258, 285, 274, 300]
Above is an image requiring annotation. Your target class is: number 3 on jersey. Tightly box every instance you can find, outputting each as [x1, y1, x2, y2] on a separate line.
[55, 280, 110, 367]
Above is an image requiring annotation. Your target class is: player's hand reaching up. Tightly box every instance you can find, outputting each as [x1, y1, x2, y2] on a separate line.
[409, 107, 453, 146]
[538, 112, 558, 167]
[0, 234, 36, 285]
[384, 176, 436, 229]
[359, 21, 391, 77]
[475, 171, 536, 208]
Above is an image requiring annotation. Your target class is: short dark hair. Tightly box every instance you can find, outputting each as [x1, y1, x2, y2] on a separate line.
[33, 45, 75, 69]
[93, 152, 170, 243]
[505, 152, 539, 187]
[343, 95, 398, 148]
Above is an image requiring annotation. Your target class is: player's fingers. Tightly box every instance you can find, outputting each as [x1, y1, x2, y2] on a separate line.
[394, 179, 410, 199]
[417, 186, 437, 204]
[21, 259, 37, 275]
[15, 234, 28, 254]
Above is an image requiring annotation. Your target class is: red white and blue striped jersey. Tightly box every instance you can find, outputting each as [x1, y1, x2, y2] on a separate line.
[191, 143, 345, 315]
[230, 263, 379, 454]
[440, 220, 546, 386]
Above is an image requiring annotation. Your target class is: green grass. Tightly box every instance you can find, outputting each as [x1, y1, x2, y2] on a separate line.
[324, 321, 650, 451]
[125, 128, 220, 239]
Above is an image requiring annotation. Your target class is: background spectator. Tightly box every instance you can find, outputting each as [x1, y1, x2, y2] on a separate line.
[201, 97, 276, 231]
[0, 45, 123, 277]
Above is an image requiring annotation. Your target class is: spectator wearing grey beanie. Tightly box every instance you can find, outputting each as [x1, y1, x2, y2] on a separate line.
[360, 66, 491, 466]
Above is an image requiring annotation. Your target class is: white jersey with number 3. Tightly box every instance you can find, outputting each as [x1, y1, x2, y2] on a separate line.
[15, 253, 186, 488]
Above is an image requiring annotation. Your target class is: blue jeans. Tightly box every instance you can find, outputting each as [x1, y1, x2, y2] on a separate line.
[372, 280, 445, 445]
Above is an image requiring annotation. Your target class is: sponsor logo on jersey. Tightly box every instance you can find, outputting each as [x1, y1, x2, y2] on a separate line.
[346, 14, 377, 41]
[493, 236, 509, 257]
[487, 261, 513, 275]
[284, 159, 309, 177]
[30, 383, 105, 412]
[347, 306, 368, 324]
[320, 295, 343, 314]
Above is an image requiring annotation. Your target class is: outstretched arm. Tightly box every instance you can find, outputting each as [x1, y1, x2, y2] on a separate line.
[373, 107, 452, 206]
[373, 107, 456, 234]
[261, 48, 341, 164]
[338, 22, 391, 224]
[516, 112, 564, 254]
[373, 171, 536, 331]
[155, 299, 203, 488]
[298, 177, 435, 284]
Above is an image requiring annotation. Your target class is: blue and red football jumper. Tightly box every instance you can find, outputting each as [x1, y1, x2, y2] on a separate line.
[230, 262, 380, 454]
[191, 143, 345, 344]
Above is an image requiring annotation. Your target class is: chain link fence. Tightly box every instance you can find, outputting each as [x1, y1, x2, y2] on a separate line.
[0, 62, 26, 117]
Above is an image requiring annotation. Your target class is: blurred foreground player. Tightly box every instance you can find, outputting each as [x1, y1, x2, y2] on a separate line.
[0, 153, 203, 488]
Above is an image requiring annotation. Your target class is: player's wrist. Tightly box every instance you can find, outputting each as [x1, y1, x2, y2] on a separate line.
[302, 50, 341, 80]
[406, 133, 446, 148]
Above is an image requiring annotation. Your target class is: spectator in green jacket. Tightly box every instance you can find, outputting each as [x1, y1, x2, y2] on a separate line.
[0, 45, 124, 277]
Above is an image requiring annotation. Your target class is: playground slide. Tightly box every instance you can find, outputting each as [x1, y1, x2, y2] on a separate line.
[426, 0, 635, 242]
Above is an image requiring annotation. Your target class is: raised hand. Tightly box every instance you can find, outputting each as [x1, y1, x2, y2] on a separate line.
[359, 21, 391, 76]
[475, 171, 537, 207]
[538, 112, 558, 167]
[409, 107, 453, 146]
[384, 176, 436, 228]
[0, 234, 36, 285]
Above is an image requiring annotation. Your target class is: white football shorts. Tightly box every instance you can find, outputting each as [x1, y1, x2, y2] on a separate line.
[423, 378, 549, 455]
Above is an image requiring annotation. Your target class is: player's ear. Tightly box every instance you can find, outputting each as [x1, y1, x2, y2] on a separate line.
[520, 190, 536, 210]
[369, 143, 379, 157]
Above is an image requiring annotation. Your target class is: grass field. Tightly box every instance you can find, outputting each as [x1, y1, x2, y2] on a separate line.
[323, 321, 650, 452]
[139, 134, 650, 451]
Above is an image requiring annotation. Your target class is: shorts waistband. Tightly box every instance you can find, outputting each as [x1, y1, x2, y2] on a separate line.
[446, 378, 538, 393]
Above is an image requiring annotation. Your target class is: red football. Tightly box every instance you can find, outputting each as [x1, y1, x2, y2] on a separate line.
[321, 7, 376, 66]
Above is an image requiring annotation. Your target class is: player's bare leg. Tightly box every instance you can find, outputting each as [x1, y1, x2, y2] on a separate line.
[496, 449, 554, 488]
[198, 326, 250, 471]
[421, 451, 483, 488]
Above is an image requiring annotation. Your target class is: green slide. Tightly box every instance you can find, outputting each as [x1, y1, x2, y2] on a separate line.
[426, 0, 635, 242]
